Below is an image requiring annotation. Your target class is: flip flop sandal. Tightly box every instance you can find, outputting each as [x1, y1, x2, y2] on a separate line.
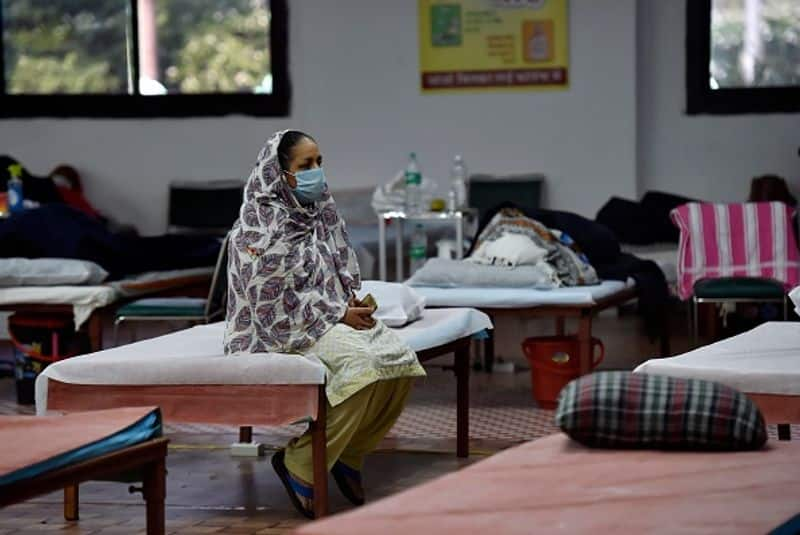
[331, 460, 365, 506]
[271, 449, 315, 519]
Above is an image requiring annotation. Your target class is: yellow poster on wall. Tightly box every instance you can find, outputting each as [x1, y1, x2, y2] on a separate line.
[419, 0, 569, 92]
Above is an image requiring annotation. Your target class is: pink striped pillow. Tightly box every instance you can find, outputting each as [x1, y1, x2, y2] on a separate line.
[670, 202, 800, 300]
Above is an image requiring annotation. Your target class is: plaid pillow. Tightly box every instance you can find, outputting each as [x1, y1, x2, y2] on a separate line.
[555, 371, 767, 450]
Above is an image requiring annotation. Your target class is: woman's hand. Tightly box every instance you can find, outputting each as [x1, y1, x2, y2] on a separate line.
[342, 306, 376, 330]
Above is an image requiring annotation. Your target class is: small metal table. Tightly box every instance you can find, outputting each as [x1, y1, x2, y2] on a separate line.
[377, 209, 476, 281]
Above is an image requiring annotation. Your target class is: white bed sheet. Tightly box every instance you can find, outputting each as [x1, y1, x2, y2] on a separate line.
[0, 285, 117, 328]
[36, 308, 492, 413]
[413, 279, 634, 308]
[634, 322, 800, 395]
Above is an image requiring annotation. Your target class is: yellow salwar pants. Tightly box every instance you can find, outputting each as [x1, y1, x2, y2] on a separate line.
[284, 377, 414, 483]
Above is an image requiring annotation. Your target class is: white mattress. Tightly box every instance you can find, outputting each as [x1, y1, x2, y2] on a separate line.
[634, 322, 800, 395]
[0, 267, 215, 328]
[390, 307, 492, 351]
[36, 308, 492, 413]
[413, 279, 635, 308]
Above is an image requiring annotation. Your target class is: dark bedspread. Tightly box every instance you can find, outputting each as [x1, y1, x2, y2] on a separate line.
[0, 205, 221, 280]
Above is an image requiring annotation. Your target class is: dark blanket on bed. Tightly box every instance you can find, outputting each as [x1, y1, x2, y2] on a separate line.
[0, 205, 221, 280]
[595, 191, 697, 245]
[470, 203, 670, 340]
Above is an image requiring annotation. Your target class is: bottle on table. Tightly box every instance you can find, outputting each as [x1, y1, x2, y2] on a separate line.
[409, 224, 428, 275]
[7, 163, 24, 215]
[449, 154, 467, 210]
[404, 152, 422, 214]
[447, 190, 457, 213]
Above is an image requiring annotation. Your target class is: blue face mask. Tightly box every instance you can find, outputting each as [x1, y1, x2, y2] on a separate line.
[287, 167, 327, 204]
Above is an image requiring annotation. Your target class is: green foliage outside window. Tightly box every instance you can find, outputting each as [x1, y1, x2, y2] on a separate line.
[711, 0, 800, 88]
[1, 0, 271, 95]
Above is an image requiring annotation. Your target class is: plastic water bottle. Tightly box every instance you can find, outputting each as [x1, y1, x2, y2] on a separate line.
[7, 163, 24, 215]
[450, 155, 467, 210]
[409, 224, 427, 274]
[404, 152, 422, 214]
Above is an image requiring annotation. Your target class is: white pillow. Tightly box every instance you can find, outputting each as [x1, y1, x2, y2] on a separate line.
[0, 258, 109, 287]
[407, 257, 559, 289]
[356, 281, 426, 327]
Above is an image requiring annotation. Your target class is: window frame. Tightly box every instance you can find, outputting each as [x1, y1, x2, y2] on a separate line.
[0, 0, 290, 118]
[686, 0, 800, 115]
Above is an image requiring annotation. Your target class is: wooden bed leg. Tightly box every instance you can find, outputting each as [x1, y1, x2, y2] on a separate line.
[87, 313, 103, 352]
[483, 328, 495, 373]
[659, 314, 671, 357]
[455, 343, 470, 458]
[777, 424, 792, 441]
[311, 386, 329, 518]
[577, 312, 593, 375]
[143, 456, 167, 535]
[64, 484, 79, 521]
[703, 303, 718, 342]
[555, 317, 565, 336]
[239, 426, 253, 443]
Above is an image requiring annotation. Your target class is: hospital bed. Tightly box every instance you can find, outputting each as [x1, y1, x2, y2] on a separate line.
[413, 279, 667, 373]
[0, 406, 167, 534]
[635, 321, 800, 440]
[35, 307, 492, 518]
[0, 266, 214, 351]
[293, 432, 800, 535]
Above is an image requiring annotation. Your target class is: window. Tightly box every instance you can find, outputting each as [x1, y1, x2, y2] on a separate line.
[686, 0, 800, 114]
[0, 0, 289, 117]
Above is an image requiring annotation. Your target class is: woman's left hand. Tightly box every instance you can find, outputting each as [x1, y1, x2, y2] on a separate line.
[342, 306, 376, 330]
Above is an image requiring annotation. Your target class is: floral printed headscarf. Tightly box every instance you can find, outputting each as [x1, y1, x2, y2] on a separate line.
[223, 130, 361, 354]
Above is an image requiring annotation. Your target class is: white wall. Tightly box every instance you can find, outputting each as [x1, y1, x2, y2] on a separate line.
[0, 0, 638, 235]
[637, 0, 799, 202]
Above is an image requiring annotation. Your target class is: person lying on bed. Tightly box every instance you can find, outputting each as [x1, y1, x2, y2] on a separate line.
[223, 129, 425, 518]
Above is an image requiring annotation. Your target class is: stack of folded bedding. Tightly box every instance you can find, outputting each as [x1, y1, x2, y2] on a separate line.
[408, 208, 599, 288]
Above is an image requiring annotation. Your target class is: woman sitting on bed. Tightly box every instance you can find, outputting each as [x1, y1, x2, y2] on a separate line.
[224, 129, 425, 518]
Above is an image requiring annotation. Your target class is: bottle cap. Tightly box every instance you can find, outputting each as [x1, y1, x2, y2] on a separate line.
[8, 164, 23, 179]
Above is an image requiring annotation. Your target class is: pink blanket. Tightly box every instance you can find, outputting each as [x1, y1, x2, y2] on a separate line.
[671, 202, 800, 300]
[0, 407, 157, 476]
[296, 434, 800, 535]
